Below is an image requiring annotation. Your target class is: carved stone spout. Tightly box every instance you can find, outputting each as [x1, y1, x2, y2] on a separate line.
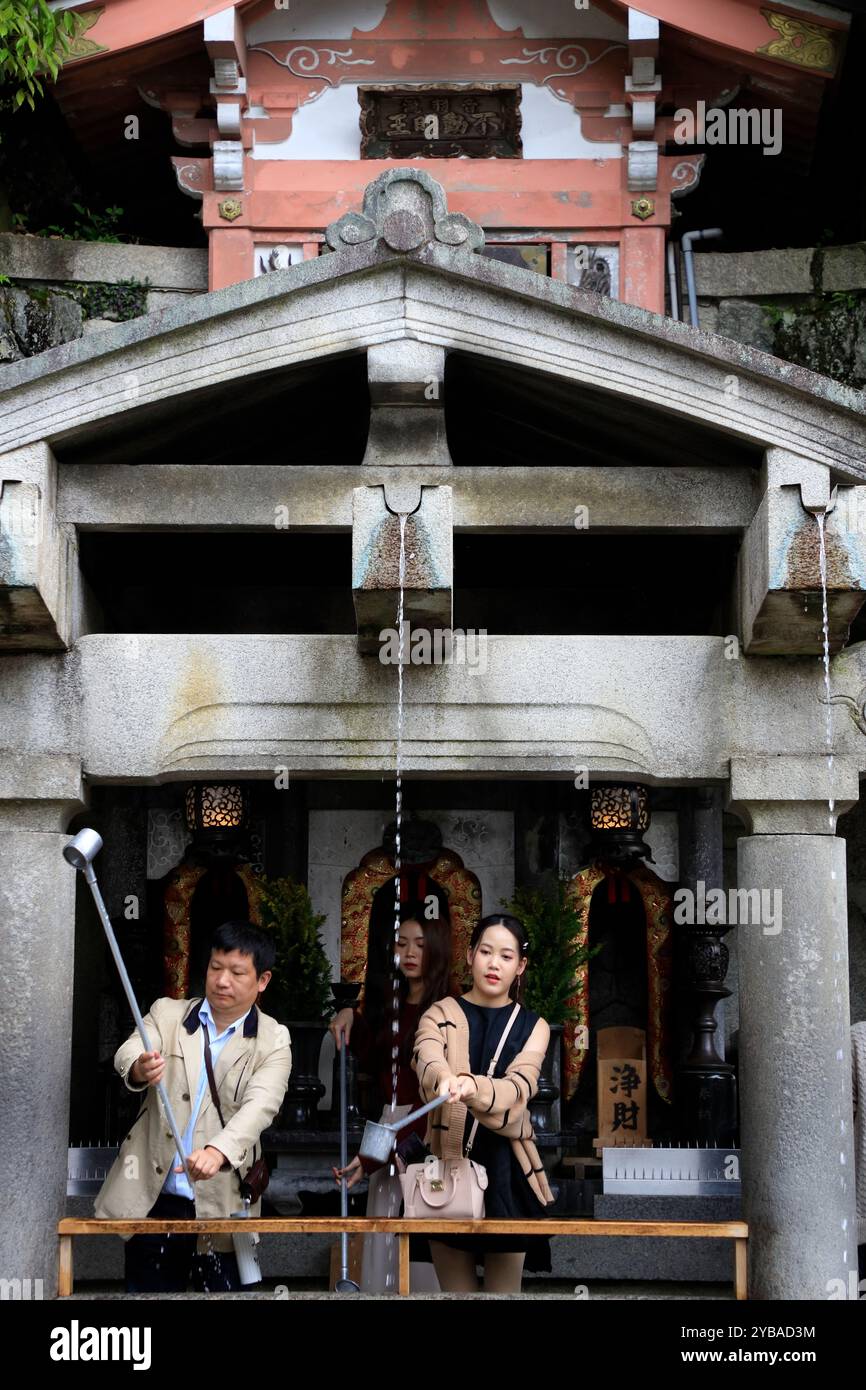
[352, 485, 453, 655]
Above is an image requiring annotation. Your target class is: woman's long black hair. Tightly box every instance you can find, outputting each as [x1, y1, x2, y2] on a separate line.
[362, 884, 453, 1058]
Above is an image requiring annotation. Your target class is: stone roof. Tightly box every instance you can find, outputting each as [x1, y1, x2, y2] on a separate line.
[1, 169, 863, 476]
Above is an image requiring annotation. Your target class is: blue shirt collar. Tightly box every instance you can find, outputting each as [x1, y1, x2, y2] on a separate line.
[200, 997, 251, 1037]
[184, 996, 256, 1037]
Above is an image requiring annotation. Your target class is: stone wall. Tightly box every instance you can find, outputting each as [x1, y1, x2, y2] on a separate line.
[0, 234, 208, 363]
[693, 243, 866, 389]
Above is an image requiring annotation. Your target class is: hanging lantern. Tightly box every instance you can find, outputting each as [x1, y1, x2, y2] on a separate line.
[589, 783, 651, 861]
[185, 783, 247, 846]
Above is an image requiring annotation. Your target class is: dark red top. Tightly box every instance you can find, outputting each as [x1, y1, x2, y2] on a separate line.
[349, 999, 428, 1171]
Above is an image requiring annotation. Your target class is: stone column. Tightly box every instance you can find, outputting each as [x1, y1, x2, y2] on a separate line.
[678, 785, 724, 896]
[730, 757, 860, 1300]
[0, 756, 84, 1298]
[676, 787, 737, 1142]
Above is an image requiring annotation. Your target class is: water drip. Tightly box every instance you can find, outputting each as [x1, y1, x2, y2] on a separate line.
[815, 513, 837, 872]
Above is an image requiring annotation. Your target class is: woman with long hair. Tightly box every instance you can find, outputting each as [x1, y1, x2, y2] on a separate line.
[330, 894, 452, 1292]
[412, 912, 555, 1293]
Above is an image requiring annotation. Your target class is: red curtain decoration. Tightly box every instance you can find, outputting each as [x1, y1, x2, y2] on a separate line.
[162, 860, 263, 997]
[341, 847, 482, 997]
[563, 860, 674, 1105]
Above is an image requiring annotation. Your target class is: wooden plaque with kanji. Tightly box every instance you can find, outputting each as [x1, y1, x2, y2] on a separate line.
[594, 1025, 652, 1151]
[359, 85, 522, 159]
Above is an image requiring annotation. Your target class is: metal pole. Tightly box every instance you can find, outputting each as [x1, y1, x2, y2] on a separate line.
[81, 861, 193, 1185]
[334, 1033, 359, 1291]
[666, 238, 680, 321]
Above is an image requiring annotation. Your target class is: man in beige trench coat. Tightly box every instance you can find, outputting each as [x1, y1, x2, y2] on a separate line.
[95, 920, 291, 1291]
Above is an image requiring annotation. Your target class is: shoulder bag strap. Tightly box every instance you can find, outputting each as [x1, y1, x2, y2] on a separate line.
[464, 1003, 521, 1157]
[202, 1023, 227, 1129]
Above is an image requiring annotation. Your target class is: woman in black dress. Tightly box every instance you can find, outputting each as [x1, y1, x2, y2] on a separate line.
[415, 913, 554, 1292]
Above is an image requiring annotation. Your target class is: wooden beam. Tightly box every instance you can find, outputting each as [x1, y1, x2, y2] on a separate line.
[734, 1237, 749, 1301]
[58, 1217, 748, 1237]
[57, 1217, 748, 1298]
[399, 1234, 410, 1297]
[58, 1235, 73, 1298]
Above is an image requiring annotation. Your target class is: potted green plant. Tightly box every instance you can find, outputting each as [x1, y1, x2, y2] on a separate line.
[501, 878, 603, 1135]
[258, 875, 333, 1129]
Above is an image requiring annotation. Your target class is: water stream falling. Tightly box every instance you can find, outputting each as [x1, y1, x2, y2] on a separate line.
[815, 513, 837, 879]
[383, 511, 408, 1292]
[391, 517, 408, 1103]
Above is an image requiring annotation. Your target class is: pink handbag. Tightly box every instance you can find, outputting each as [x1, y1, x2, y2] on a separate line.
[401, 1153, 488, 1219]
[399, 1003, 521, 1220]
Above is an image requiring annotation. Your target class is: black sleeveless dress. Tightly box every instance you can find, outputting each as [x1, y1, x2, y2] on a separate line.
[432, 998, 552, 1272]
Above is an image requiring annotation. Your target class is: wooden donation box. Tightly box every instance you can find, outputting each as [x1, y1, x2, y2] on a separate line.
[594, 1026, 653, 1151]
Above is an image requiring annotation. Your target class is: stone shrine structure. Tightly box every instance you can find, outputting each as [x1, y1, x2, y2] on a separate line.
[0, 0, 863, 1301]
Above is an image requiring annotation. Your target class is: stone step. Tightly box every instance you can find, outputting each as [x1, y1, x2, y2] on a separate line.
[63, 1280, 733, 1301]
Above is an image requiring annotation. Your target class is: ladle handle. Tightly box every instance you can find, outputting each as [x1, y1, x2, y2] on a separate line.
[83, 864, 193, 1185]
[391, 1092, 449, 1131]
[339, 1040, 349, 1220]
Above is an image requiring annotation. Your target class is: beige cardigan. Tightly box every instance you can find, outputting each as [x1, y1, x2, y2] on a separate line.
[95, 997, 291, 1253]
[412, 995, 555, 1207]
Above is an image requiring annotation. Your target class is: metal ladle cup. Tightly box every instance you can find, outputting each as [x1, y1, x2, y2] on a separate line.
[358, 1094, 449, 1164]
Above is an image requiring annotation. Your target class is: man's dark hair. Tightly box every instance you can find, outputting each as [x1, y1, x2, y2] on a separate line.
[210, 920, 275, 978]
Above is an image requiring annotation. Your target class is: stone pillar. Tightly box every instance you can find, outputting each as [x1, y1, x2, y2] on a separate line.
[0, 757, 84, 1298]
[730, 757, 860, 1299]
[678, 786, 724, 896]
[676, 786, 737, 1142]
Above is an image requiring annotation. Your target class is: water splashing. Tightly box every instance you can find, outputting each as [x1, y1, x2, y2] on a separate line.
[390, 514, 408, 1172]
[815, 513, 837, 874]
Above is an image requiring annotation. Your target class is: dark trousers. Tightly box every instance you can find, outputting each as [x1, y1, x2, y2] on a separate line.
[125, 1192, 246, 1293]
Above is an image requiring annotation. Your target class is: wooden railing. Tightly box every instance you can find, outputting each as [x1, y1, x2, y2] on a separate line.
[58, 1216, 748, 1298]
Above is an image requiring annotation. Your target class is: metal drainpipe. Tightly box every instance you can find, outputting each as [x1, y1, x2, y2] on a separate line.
[666, 239, 680, 320]
[681, 228, 723, 328]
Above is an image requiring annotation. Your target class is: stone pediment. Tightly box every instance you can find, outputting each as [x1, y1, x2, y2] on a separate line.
[0, 169, 864, 479]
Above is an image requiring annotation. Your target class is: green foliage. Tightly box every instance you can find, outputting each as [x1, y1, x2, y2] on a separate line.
[764, 290, 863, 328]
[826, 289, 861, 314]
[37, 203, 125, 242]
[256, 875, 332, 1023]
[760, 301, 788, 328]
[0, 0, 82, 112]
[10, 204, 130, 243]
[77, 276, 149, 321]
[500, 878, 603, 1025]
